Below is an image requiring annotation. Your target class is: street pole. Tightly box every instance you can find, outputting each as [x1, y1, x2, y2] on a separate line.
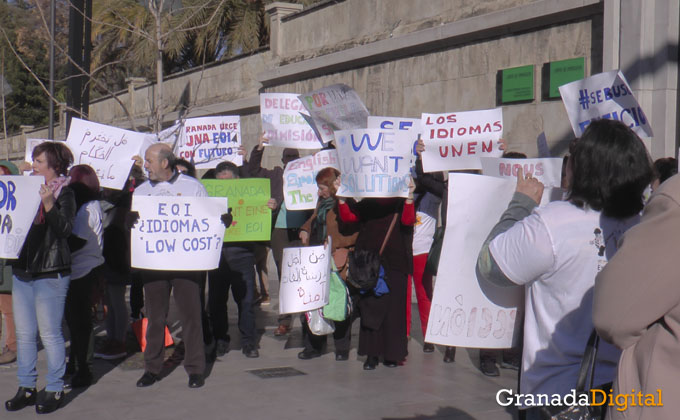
[48, 0, 55, 139]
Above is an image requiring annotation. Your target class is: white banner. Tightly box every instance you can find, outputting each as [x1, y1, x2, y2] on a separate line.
[480, 157, 565, 206]
[559, 70, 653, 138]
[421, 108, 504, 172]
[283, 149, 340, 210]
[278, 243, 332, 314]
[25, 139, 68, 164]
[130, 195, 228, 270]
[260, 93, 322, 149]
[298, 84, 369, 143]
[335, 129, 412, 198]
[0, 176, 44, 259]
[66, 118, 146, 190]
[425, 174, 523, 348]
[176, 116, 243, 169]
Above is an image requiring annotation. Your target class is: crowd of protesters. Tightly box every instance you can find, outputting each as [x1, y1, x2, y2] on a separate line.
[0, 117, 677, 419]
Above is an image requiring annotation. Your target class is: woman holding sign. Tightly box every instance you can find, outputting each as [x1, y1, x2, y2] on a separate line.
[476, 119, 653, 419]
[298, 168, 359, 361]
[337, 181, 416, 370]
[6, 142, 76, 414]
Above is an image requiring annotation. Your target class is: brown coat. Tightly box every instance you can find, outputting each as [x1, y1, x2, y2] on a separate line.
[593, 175, 680, 420]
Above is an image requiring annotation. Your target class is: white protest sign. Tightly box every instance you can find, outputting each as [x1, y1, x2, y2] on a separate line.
[0, 176, 44, 259]
[559, 70, 653, 138]
[335, 129, 412, 198]
[278, 242, 332, 314]
[425, 174, 523, 348]
[480, 157, 565, 205]
[25, 139, 69, 164]
[140, 123, 182, 163]
[283, 149, 340, 210]
[66, 118, 145, 190]
[367, 116, 420, 162]
[176, 116, 242, 169]
[421, 108, 504, 172]
[130, 195, 228, 270]
[260, 93, 321, 149]
[298, 84, 369, 143]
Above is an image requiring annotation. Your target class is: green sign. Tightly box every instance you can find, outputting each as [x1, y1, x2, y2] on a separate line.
[549, 57, 585, 98]
[501, 65, 534, 103]
[202, 178, 271, 242]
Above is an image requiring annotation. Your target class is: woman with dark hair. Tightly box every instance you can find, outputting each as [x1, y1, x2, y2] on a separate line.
[651, 157, 678, 191]
[63, 165, 105, 388]
[297, 167, 359, 360]
[337, 179, 416, 370]
[477, 119, 653, 419]
[5, 142, 76, 414]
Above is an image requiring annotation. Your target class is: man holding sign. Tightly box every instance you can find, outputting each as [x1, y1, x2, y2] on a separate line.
[130, 144, 231, 389]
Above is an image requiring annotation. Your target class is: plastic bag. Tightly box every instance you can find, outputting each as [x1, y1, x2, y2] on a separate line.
[305, 308, 335, 336]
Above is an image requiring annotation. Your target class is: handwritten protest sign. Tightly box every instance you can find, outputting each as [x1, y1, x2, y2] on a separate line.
[421, 108, 504, 172]
[176, 116, 242, 169]
[25, 139, 69, 164]
[559, 70, 653, 138]
[0, 176, 44, 259]
[140, 123, 182, 163]
[335, 129, 412, 198]
[367, 116, 420, 162]
[260, 93, 321, 149]
[425, 174, 523, 348]
[130, 195, 228, 270]
[298, 84, 369, 143]
[480, 157, 564, 205]
[201, 178, 271, 241]
[283, 149, 339, 210]
[66, 118, 145, 190]
[278, 242, 332, 314]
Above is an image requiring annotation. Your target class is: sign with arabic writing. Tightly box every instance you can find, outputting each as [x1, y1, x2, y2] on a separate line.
[278, 242, 332, 314]
[66, 118, 146, 190]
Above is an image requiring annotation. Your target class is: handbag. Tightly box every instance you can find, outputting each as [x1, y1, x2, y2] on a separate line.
[538, 330, 605, 420]
[347, 213, 398, 290]
[0, 259, 12, 294]
[323, 261, 350, 322]
[305, 308, 335, 336]
[425, 225, 445, 276]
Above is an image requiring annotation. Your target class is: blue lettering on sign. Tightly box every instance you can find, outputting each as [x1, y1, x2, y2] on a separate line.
[351, 132, 382, 152]
[0, 180, 17, 211]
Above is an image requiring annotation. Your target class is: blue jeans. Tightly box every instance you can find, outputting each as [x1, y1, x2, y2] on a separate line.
[12, 273, 70, 392]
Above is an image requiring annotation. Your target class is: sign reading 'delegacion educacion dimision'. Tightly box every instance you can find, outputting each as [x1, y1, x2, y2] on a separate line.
[130, 195, 228, 270]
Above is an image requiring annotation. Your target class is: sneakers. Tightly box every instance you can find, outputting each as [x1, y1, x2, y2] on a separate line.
[480, 356, 500, 377]
[258, 295, 271, 306]
[242, 345, 259, 358]
[94, 340, 127, 360]
[423, 343, 435, 353]
[0, 347, 17, 364]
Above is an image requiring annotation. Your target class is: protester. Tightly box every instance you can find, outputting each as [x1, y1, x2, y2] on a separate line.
[247, 135, 309, 336]
[130, 144, 227, 389]
[337, 181, 415, 370]
[206, 161, 259, 358]
[298, 168, 359, 360]
[593, 173, 680, 420]
[174, 158, 196, 178]
[651, 157, 677, 191]
[64, 165, 105, 388]
[5, 142, 75, 414]
[476, 119, 653, 418]
[0, 161, 20, 366]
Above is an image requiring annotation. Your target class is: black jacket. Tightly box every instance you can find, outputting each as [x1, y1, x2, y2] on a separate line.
[16, 186, 76, 276]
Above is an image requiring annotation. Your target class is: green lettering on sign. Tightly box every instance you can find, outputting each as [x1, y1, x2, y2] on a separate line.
[549, 57, 585, 98]
[202, 178, 272, 242]
[501, 65, 534, 104]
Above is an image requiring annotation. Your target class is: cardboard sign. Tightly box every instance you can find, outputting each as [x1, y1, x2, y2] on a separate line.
[260, 93, 322, 149]
[201, 178, 271, 242]
[66, 118, 146, 190]
[0, 176, 44, 259]
[278, 243, 331, 314]
[425, 174, 523, 348]
[334, 129, 412, 198]
[176, 116, 243, 169]
[283, 149, 340, 210]
[559, 70, 653, 138]
[130, 195, 228, 270]
[480, 157, 565, 205]
[367, 116, 420, 162]
[298, 84, 369, 143]
[421, 108, 504, 172]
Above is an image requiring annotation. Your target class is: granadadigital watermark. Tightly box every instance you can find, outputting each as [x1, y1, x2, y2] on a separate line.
[497, 388, 663, 412]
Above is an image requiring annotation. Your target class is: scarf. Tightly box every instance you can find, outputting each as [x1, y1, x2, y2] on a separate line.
[35, 176, 71, 224]
[314, 197, 335, 244]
